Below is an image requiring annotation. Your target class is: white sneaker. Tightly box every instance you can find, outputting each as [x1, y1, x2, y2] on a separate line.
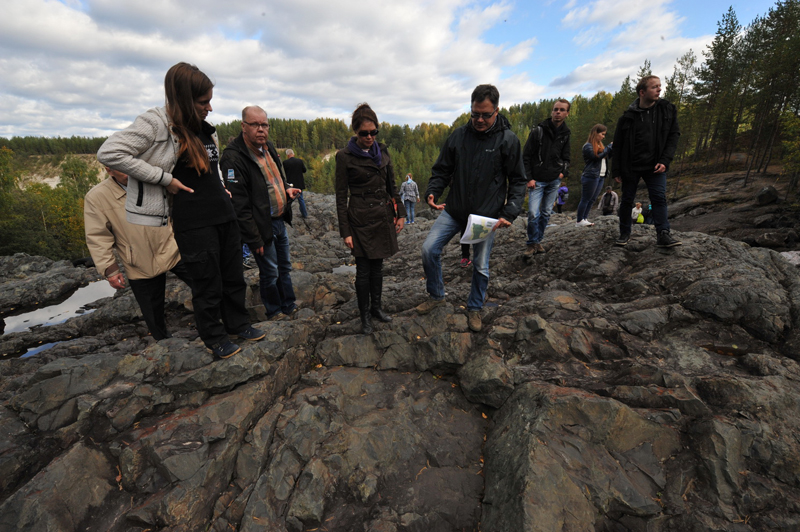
[576, 219, 593, 227]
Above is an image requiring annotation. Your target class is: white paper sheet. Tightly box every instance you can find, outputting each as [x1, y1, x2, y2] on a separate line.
[459, 214, 498, 244]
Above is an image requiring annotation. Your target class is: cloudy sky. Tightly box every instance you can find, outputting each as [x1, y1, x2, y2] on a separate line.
[0, 0, 775, 138]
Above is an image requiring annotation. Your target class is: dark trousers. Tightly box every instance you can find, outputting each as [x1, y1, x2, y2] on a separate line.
[619, 172, 669, 235]
[173, 220, 250, 347]
[252, 218, 296, 318]
[128, 262, 192, 340]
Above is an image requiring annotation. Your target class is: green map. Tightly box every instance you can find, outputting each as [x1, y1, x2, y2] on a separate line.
[471, 224, 492, 241]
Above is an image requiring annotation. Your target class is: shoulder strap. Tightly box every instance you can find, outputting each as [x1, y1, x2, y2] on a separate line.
[536, 126, 543, 165]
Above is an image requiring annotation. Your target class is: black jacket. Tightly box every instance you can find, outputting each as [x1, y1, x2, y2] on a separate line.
[611, 98, 680, 179]
[523, 118, 571, 182]
[219, 133, 293, 250]
[425, 114, 526, 226]
[282, 157, 307, 189]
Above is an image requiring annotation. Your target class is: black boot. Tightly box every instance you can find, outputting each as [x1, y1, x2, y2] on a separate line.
[370, 276, 392, 323]
[355, 280, 373, 334]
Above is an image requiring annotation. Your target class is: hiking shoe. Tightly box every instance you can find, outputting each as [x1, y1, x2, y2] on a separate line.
[210, 340, 241, 359]
[236, 326, 266, 341]
[576, 219, 594, 227]
[416, 298, 445, 314]
[524, 244, 537, 256]
[614, 234, 630, 246]
[467, 311, 482, 332]
[534, 243, 545, 254]
[657, 230, 682, 248]
[460, 258, 472, 268]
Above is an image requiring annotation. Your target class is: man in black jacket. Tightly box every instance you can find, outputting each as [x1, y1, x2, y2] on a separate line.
[282, 149, 308, 218]
[522, 99, 571, 255]
[612, 75, 681, 247]
[220, 106, 302, 319]
[417, 84, 527, 332]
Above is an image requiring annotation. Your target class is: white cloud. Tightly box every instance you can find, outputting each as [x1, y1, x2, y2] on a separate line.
[547, 0, 713, 99]
[0, 0, 544, 137]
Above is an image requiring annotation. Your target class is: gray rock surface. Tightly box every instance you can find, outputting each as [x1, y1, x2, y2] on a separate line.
[1, 189, 800, 531]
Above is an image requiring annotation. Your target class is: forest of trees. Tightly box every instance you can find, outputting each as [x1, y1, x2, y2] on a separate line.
[0, 0, 798, 261]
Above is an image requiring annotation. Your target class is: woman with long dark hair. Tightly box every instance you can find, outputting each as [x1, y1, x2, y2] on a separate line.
[97, 62, 263, 359]
[335, 103, 405, 334]
[576, 124, 613, 227]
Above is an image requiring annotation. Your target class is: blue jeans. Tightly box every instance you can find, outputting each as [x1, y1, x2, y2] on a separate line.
[295, 191, 308, 218]
[576, 176, 605, 222]
[526, 179, 561, 244]
[252, 218, 297, 317]
[619, 172, 669, 235]
[404, 200, 416, 223]
[421, 210, 496, 311]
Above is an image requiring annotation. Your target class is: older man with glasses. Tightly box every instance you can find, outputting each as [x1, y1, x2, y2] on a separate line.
[417, 84, 526, 332]
[220, 106, 302, 320]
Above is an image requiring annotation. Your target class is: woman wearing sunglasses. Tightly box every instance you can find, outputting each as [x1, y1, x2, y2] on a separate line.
[335, 103, 405, 334]
[97, 62, 263, 359]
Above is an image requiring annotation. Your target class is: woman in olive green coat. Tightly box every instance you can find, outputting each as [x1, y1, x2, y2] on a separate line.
[335, 103, 405, 334]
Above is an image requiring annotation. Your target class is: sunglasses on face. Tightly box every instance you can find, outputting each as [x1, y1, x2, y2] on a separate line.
[470, 110, 497, 121]
[357, 129, 379, 137]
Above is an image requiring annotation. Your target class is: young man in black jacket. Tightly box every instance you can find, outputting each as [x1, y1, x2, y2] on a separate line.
[612, 75, 681, 247]
[220, 106, 302, 319]
[522, 100, 571, 255]
[417, 84, 527, 332]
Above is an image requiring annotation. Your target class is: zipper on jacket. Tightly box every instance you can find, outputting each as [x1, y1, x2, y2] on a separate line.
[137, 181, 144, 207]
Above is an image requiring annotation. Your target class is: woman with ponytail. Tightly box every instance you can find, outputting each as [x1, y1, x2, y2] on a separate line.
[98, 62, 263, 359]
[335, 103, 405, 334]
[575, 123, 613, 227]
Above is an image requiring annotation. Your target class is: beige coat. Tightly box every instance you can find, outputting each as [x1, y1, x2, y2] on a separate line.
[84, 177, 181, 280]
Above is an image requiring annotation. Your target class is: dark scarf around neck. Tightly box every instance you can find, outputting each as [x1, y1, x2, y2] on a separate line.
[347, 136, 382, 166]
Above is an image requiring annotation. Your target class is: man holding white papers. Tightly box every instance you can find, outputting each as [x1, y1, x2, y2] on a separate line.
[417, 84, 527, 332]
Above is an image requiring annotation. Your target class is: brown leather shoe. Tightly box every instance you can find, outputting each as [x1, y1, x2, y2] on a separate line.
[468, 311, 482, 332]
[416, 298, 445, 314]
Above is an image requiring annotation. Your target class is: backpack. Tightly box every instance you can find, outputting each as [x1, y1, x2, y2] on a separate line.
[560, 191, 569, 202]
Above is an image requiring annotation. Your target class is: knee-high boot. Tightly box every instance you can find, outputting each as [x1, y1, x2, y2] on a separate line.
[370, 275, 392, 323]
[355, 280, 373, 334]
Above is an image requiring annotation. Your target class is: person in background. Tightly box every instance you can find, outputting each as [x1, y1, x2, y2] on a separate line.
[576, 124, 613, 227]
[97, 62, 263, 359]
[555, 183, 569, 214]
[597, 186, 619, 216]
[399, 173, 420, 224]
[84, 166, 192, 340]
[612, 75, 681, 247]
[523, 99, 571, 255]
[282, 148, 308, 218]
[632, 202, 643, 223]
[221, 106, 301, 321]
[418, 84, 526, 333]
[335, 103, 405, 334]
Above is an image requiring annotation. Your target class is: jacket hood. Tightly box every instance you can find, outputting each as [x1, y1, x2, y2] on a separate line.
[538, 117, 571, 137]
[626, 97, 671, 115]
[223, 132, 250, 157]
[467, 113, 512, 137]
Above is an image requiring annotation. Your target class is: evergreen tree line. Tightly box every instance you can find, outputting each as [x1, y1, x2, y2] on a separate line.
[0, 0, 797, 261]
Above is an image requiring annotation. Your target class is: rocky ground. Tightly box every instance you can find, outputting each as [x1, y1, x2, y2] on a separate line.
[1, 176, 800, 531]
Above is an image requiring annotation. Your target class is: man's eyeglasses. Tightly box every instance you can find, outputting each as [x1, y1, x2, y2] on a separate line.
[470, 109, 497, 121]
[357, 129, 379, 137]
[244, 121, 269, 130]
